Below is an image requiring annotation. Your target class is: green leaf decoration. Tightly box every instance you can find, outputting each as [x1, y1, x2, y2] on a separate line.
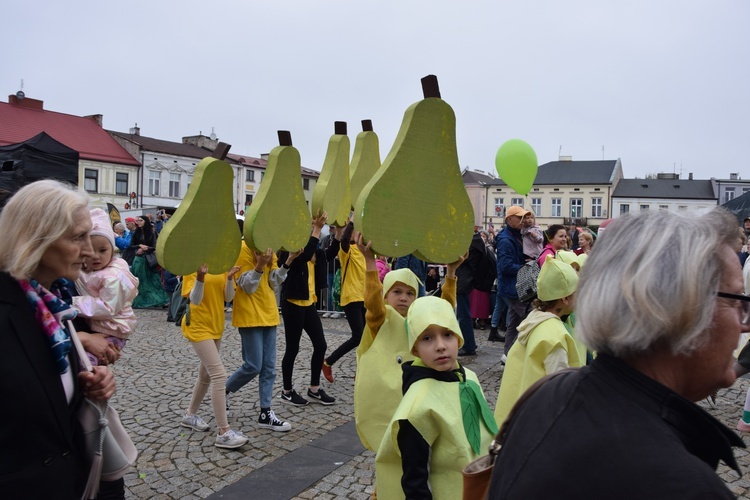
[460, 381, 481, 455]
[156, 156, 241, 275]
[349, 120, 381, 210]
[311, 122, 351, 226]
[244, 132, 311, 252]
[469, 380, 499, 435]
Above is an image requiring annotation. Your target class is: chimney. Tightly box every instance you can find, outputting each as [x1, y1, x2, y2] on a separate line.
[689, 172, 693, 180]
[559, 155, 573, 161]
[260, 153, 269, 162]
[8, 94, 44, 110]
[730, 173, 739, 180]
[85, 114, 103, 127]
[129, 124, 140, 136]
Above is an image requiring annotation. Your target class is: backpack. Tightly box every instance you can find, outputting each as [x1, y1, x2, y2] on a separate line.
[515, 261, 540, 302]
[473, 247, 497, 292]
[169, 278, 190, 327]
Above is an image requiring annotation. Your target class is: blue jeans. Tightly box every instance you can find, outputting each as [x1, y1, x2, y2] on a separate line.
[456, 293, 476, 352]
[491, 291, 508, 330]
[226, 326, 277, 408]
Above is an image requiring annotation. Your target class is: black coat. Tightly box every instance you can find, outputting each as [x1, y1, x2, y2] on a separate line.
[488, 354, 743, 499]
[0, 272, 87, 498]
[279, 235, 327, 301]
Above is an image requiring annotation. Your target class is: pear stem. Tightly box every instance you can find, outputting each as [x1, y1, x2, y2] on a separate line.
[278, 131, 293, 146]
[421, 75, 441, 99]
[361, 120, 373, 132]
[334, 121, 347, 135]
[211, 142, 231, 160]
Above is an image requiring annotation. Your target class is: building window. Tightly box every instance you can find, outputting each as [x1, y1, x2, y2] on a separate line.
[620, 204, 630, 215]
[149, 171, 161, 196]
[678, 205, 688, 212]
[246, 170, 255, 182]
[494, 198, 504, 217]
[724, 187, 736, 204]
[115, 172, 128, 195]
[591, 197, 602, 218]
[84, 169, 98, 193]
[659, 205, 669, 211]
[551, 198, 562, 217]
[511, 197, 524, 207]
[261, 172, 265, 180]
[245, 194, 253, 207]
[169, 173, 181, 198]
[303, 178, 310, 190]
[640, 204, 649, 211]
[570, 198, 583, 218]
[531, 198, 542, 215]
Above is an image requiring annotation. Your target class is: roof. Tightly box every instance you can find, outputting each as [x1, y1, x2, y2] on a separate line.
[228, 153, 320, 178]
[612, 179, 716, 200]
[109, 131, 213, 159]
[462, 169, 496, 185]
[722, 191, 750, 222]
[491, 160, 621, 186]
[0, 99, 140, 166]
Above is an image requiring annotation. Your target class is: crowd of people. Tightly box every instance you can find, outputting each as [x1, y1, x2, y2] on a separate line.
[4, 179, 750, 498]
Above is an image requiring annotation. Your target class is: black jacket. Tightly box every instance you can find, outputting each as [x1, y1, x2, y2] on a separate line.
[456, 232, 485, 295]
[0, 272, 87, 498]
[488, 354, 744, 499]
[279, 235, 327, 301]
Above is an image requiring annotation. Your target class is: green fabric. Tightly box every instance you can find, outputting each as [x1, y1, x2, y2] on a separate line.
[131, 256, 169, 309]
[460, 380, 499, 454]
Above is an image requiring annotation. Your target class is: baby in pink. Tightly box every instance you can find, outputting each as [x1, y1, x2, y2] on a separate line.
[73, 208, 139, 366]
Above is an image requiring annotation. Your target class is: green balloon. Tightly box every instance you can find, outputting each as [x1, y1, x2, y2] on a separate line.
[495, 139, 538, 195]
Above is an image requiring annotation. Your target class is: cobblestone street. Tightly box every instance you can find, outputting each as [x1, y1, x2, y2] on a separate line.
[117, 309, 750, 499]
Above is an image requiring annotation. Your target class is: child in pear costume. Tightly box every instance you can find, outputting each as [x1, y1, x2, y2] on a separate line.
[225, 244, 301, 431]
[375, 296, 498, 499]
[353, 234, 461, 452]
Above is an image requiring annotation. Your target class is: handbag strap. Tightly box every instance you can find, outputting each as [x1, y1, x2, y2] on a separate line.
[488, 367, 576, 462]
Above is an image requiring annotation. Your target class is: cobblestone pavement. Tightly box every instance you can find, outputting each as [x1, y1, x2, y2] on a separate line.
[119, 309, 750, 499]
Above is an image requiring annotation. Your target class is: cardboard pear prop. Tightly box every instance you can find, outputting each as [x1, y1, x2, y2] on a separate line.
[311, 122, 351, 226]
[354, 75, 473, 263]
[156, 143, 241, 275]
[349, 119, 381, 210]
[243, 131, 311, 252]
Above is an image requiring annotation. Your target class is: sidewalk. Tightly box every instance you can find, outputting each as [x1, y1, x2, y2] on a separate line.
[117, 309, 750, 498]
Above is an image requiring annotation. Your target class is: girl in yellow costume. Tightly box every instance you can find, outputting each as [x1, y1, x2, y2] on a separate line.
[353, 235, 460, 452]
[375, 296, 497, 499]
[494, 256, 584, 425]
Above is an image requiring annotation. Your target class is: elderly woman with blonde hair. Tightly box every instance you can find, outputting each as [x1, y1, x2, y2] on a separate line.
[0, 180, 118, 498]
[488, 208, 748, 499]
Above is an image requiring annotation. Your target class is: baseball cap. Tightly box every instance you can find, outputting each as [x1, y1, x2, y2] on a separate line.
[505, 206, 528, 219]
[125, 217, 136, 223]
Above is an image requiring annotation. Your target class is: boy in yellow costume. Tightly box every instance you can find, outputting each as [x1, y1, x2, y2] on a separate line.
[353, 236, 461, 451]
[375, 296, 497, 499]
[494, 255, 584, 425]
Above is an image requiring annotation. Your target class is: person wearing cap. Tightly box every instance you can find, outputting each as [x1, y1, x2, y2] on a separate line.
[494, 255, 583, 425]
[493, 205, 531, 359]
[353, 234, 461, 453]
[72, 208, 139, 367]
[375, 296, 498, 499]
[488, 209, 747, 498]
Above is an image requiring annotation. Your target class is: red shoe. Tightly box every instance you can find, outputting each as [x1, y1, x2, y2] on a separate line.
[322, 362, 334, 384]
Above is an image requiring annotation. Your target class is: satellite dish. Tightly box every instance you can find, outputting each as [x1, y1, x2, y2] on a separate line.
[15, 91, 25, 100]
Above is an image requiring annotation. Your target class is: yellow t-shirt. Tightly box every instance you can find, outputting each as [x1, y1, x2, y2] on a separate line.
[231, 242, 280, 328]
[288, 261, 317, 307]
[181, 272, 228, 342]
[339, 245, 365, 306]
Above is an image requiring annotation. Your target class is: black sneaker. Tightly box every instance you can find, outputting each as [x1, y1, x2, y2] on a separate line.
[258, 409, 291, 432]
[307, 388, 336, 405]
[280, 389, 308, 406]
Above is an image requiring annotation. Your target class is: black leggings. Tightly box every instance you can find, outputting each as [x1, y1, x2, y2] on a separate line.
[281, 301, 327, 389]
[326, 301, 366, 366]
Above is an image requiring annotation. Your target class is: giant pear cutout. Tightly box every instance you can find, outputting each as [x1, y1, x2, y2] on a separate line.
[311, 121, 351, 226]
[244, 131, 311, 252]
[156, 143, 241, 275]
[354, 75, 473, 263]
[349, 119, 381, 210]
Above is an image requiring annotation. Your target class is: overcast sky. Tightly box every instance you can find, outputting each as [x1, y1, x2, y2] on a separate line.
[3, 1, 748, 181]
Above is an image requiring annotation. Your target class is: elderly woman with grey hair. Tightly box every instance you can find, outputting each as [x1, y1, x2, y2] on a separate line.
[487, 208, 748, 499]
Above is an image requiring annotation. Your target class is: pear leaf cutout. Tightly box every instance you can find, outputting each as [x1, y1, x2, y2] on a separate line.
[355, 75, 473, 263]
[311, 121, 351, 226]
[156, 155, 241, 275]
[244, 131, 311, 252]
[349, 119, 381, 210]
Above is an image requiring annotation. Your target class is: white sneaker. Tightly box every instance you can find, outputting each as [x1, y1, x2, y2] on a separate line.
[215, 429, 249, 449]
[322, 312, 331, 318]
[330, 312, 341, 319]
[501, 354, 507, 365]
[180, 413, 209, 432]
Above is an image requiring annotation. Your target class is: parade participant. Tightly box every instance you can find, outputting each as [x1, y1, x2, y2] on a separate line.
[487, 209, 748, 498]
[375, 296, 497, 499]
[130, 215, 169, 308]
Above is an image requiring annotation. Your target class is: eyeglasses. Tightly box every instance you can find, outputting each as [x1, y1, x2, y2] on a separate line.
[716, 291, 750, 325]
